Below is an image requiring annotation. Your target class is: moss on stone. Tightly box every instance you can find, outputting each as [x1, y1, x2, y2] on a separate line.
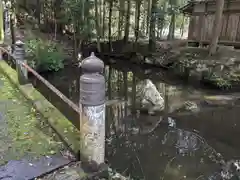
[0, 74, 64, 165]
[0, 61, 80, 155]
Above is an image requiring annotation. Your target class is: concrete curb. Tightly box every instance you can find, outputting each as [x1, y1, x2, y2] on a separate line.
[0, 61, 80, 154]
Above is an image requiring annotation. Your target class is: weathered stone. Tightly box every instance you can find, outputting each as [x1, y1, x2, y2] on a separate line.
[183, 101, 199, 112]
[174, 101, 199, 113]
[136, 79, 164, 114]
[55, 169, 80, 180]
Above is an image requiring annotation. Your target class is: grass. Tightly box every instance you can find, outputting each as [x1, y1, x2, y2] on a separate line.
[0, 60, 80, 155]
[0, 74, 64, 165]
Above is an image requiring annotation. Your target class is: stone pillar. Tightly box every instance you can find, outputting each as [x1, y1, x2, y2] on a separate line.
[15, 40, 28, 85]
[3, 1, 11, 37]
[79, 52, 105, 165]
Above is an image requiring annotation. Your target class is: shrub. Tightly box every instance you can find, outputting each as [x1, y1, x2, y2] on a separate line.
[25, 38, 64, 72]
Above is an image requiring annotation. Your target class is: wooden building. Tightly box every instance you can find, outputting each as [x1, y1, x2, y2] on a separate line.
[180, 0, 240, 45]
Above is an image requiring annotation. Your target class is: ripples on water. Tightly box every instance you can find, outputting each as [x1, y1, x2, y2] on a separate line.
[105, 115, 240, 180]
[29, 62, 240, 180]
[162, 118, 240, 180]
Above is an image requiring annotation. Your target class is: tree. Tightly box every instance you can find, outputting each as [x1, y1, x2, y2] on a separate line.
[168, 0, 176, 40]
[15, 0, 189, 56]
[124, 0, 131, 44]
[209, 0, 224, 55]
[108, 0, 113, 51]
[118, 0, 124, 39]
[134, 0, 141, 44]
[94, 0, 101, 52]
[149, 0, 157, 51]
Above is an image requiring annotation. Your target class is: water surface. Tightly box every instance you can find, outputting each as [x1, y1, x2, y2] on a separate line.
[31, 60, 240, 180]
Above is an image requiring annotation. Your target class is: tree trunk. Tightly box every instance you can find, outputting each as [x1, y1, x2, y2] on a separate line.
[209, 0, 224, 55]
[146, 0, 152, 35]
[108, 0, 113, 51]
[94, 0, 101, 52]
[36, 0, 41, 26]
[85, 0, 91, 41]
[134, 0, 141, 44]
[124, 0, 131, 44]
[180, 15, 185, 38]
[168, 12, 175, 40]
[148, 0, 157, 52]
[118, 0, 124, 39]
[10, 0, 15, 53]
[141, 0, 148, 34]
[54, 0, 63, 34]
[102, 0, 106, 37]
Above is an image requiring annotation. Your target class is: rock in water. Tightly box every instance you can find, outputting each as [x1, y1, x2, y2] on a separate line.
[136, 79, 164, 114]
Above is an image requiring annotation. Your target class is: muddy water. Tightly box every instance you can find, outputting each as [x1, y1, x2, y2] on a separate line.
[31, 60, 240, 180]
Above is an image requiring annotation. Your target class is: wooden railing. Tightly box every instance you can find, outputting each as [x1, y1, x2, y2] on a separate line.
[0, 42, 107, 166]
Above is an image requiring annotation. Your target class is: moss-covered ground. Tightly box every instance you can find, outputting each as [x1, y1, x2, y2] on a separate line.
[0, 73, 64, 165]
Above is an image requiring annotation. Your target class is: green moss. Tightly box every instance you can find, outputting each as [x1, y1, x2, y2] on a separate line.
[0, 61, 80, 157]
[0, 75, 64, 165]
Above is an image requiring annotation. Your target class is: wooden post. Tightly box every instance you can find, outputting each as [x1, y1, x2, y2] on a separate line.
[209, 0, 224, 55]
[79, 52, 105, 166]
[15, 40, 28, 85]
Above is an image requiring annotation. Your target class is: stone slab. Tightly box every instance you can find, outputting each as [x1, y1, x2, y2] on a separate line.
[0, 155, 71, 180]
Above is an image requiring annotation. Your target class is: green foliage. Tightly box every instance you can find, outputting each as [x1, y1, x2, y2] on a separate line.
[203, 72, 232, 89]
[62, 0, 95, 38]
[25, 39, 64, 72]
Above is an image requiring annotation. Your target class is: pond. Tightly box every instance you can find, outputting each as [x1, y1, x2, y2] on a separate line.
[31, 59, 240, 180]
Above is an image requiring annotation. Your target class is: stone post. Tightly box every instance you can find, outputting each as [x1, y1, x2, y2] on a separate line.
[3, 1, 11, 37]
[79, 52, 105, 166]
[15, 40, 28, 85]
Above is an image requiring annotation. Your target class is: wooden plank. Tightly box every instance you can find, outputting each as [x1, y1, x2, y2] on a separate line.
[236, 16, 240, 41]
[194, 3, 206, 13]
[226, 15, 233, 41]
[193, 16, 200, 40]
[191, 10, 240, 15]
[206, 15, 214, 41]
[220, 14, 228, 40]
[188, 39, 240, 46]
[188, 16, 195, 40]
[231, 14, 239, 41]
[198, 14, 205, 42]
[202, 15, 208, 41]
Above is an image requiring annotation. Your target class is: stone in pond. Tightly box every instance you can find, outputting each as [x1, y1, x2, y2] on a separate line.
[136, 79, 164, 115]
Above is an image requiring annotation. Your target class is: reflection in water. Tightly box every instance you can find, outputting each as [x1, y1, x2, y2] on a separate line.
[105, 102, 240, 180]
[29, 60, 240, 180]
[162, 128, 201, 156]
